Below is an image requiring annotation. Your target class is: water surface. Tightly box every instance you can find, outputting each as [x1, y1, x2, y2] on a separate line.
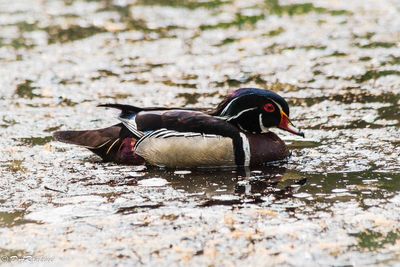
[0, 0, 399, 265]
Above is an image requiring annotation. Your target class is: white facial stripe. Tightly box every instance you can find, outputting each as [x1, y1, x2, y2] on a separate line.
[237, 123, 246, 132]
[220, 97, 239, 116]
[239, 132, 251, 166]
[214, 116, 228, 121]
[259, 114, 270, 133]
[226, 107, 257, 121]
[268, 98, 283, 113]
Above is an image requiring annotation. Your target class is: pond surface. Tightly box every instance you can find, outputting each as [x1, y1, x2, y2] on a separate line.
[0, 0, 399, 265]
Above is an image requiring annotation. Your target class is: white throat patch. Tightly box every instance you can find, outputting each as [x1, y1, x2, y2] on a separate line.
[259, 114, 270, 133]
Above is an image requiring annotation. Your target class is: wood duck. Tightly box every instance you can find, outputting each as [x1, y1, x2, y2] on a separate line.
[54, 88, 304, 168]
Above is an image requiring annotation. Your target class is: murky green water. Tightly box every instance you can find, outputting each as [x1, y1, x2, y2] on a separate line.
[0, 0, 399, 265]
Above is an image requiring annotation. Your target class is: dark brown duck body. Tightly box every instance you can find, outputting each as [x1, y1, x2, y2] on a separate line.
[54, 125, 289, 168]
[54, 88, 302, 168]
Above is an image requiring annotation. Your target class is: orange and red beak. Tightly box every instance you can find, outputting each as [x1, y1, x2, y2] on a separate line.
[278, 112, 305, 137]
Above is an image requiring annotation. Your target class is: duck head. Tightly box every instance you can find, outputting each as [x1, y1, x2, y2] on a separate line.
[213, 88, 304, 137]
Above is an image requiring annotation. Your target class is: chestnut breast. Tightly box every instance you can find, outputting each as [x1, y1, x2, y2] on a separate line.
[247, 132, 289, 166]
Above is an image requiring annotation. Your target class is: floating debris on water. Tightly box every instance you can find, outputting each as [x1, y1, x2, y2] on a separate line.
[173, 170, 192, 175]
[138, 178, 170, 187]
[0, 0, 399, 265]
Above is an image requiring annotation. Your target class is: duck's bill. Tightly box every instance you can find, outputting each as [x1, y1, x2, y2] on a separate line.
[278, 112, 305, 137]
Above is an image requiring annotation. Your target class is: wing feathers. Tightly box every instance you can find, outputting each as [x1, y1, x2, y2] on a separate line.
[118, 117, 144, 138]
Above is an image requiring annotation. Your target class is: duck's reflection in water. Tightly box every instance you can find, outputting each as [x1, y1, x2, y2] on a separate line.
[145, 166, 307, 205]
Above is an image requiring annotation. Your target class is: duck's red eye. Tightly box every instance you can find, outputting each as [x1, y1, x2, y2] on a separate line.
[263, 103, 275, 113]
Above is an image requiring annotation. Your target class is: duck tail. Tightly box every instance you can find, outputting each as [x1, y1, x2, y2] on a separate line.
[97, 104, 144, 116]
[98, 103, 211, 115]
[53, 124, 143, 164]
[53, 124, 121, 148]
